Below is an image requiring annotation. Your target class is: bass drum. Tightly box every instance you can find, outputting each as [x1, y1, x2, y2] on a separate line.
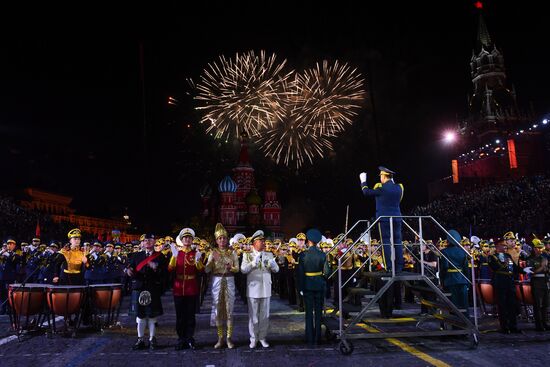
[89, 283, 122, 310]
[478, 279, 496, 305]
[8, 283, 46, 317]
[515, 281, 534, 305]
[46, 285, 86, 316]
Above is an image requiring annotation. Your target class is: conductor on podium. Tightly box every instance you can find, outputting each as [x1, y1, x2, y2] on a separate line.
[359, 167, 404, 272]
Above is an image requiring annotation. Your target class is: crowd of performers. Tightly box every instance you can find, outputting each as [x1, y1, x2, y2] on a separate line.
[1, 223, 549, 349]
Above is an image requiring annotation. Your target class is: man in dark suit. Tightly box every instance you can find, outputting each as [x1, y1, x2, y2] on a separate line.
[298, 229, 329, 345]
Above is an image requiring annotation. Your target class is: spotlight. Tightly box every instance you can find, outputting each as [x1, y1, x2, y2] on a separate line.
[443, 131, 456, 144]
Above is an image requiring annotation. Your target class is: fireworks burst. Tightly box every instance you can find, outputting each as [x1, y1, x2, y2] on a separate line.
[257, 116, 333, 169]
[295, 60, 365, 136]
[257, 78, 333, 169]
[195, 50, 292, 140]
[194, 53, 365, 169]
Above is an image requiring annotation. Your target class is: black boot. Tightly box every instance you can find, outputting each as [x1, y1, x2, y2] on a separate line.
[149, 336, 158, 350]
[132, 338, 146, 350]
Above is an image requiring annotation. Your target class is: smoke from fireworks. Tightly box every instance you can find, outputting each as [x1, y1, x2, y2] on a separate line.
[295, 60, 365, 136]
[195, 51, 292, 140]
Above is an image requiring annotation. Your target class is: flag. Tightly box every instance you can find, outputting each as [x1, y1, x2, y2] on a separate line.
[35, 220, 41, 238]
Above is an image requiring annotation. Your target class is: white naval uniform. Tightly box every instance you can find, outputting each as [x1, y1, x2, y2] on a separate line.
[240, 249, 279, 342]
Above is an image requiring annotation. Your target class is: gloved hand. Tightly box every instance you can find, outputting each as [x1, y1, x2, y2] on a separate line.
[269, 258, 277, 268]
[195, 251, 202, 263]
[170, 243, 179, 258]
[359, 172, 367, 183]
[254, 255, 262, 267]
[523, 266, 533, 274]
[300, 291, 304, 296]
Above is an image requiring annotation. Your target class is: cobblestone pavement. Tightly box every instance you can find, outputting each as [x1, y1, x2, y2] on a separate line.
[1, 287, 550, 367]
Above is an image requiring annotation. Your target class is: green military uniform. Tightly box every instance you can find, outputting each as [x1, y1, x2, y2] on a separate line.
[297, 229, 329, 345]
[527, 239, 549, 331]
[440, 230, 470, 319]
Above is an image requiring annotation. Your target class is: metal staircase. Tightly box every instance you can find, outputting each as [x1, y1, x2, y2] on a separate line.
[323, 216, 480, 355]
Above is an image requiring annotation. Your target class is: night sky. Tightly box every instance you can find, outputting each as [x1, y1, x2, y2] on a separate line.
[2, 1, 549, 236]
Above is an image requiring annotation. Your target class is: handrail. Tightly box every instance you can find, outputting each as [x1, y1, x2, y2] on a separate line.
[401, 219, 472, 286]
[329, 215, 479, 330]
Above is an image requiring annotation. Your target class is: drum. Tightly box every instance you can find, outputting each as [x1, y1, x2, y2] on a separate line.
[515, 281, 534, 305]
[46, 285, 86, 316]
[478, 279, 496, 305]
[89, 283, 122, 310]
[8, 283, 46, 317]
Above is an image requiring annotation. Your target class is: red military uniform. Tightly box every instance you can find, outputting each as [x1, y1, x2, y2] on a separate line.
[169, 249, 203, 296]
[168, 234, 204, 350]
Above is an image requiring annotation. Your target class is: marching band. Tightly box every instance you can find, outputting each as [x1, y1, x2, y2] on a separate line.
[2, 194, 550, 347]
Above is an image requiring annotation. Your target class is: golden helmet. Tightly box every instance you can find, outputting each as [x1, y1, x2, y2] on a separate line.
[155, 239, 165, 246]
[532, 238, 544, 248]
[214, 223, 228, 239]
[67, 228, 81, 239]
[296, 233, 306, 240]
[503, 231, 515, 240]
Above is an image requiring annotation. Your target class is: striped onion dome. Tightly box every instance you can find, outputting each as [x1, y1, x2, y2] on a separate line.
[218, 175, 237, 193]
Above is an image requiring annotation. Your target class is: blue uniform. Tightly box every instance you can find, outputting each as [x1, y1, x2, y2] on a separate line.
[0, 251, 22, 314]
[361, 180, 404, 272]
[478, 253, 492, 280]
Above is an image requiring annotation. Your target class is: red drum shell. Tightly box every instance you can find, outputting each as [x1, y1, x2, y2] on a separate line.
[46, 286, 85, 315]
[8, 283, 46, 316]
[89, 284, 122, 310]
[478, 280, 496, 305]
[515, 282, 534, 305]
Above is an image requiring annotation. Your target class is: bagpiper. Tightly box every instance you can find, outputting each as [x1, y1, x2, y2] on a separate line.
[127, 234, 168, 350]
